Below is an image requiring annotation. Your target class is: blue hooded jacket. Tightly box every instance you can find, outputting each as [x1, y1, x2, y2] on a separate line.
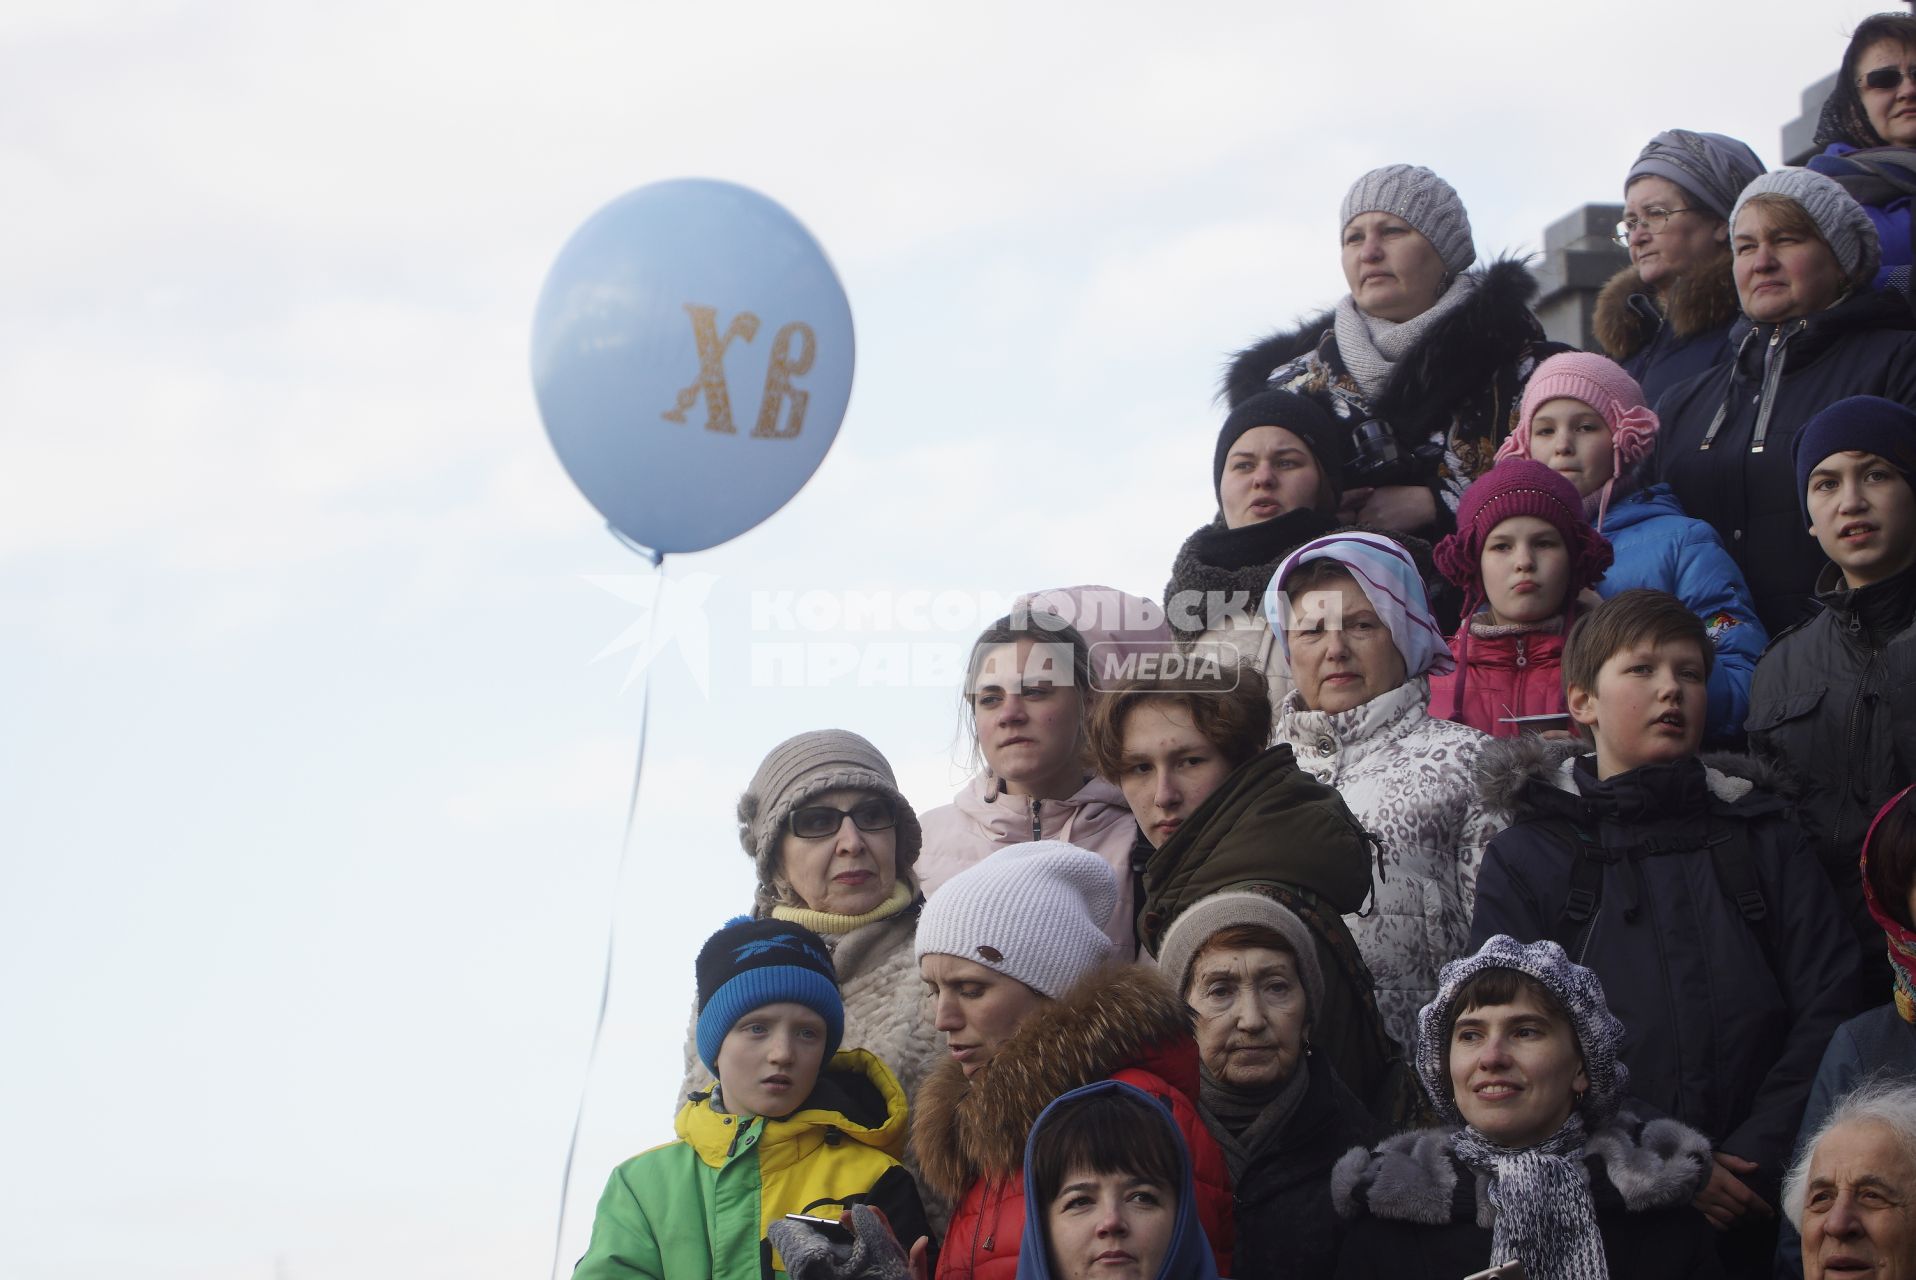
[1597, 482, 1767, 741]
[1014, 1081, 1218, 1280]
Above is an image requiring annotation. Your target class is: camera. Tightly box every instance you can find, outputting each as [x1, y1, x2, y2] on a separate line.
[1347, 416, 1443, 488]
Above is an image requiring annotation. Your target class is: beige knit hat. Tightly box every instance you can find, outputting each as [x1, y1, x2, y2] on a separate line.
[737, 729, 923, 915]
[1156, 891, 1325, 1016]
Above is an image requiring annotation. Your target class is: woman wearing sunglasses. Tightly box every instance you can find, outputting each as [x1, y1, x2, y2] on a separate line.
[1808, 12, 1916, 293]
[1593, 130, 1765, 406]
[676, 729, 948, 1219]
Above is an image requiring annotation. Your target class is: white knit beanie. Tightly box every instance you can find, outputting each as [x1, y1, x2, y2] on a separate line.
[914, 841, 1117, 999]
[1730, 167, 1881, 285]
[1341, 163, 1477, 275]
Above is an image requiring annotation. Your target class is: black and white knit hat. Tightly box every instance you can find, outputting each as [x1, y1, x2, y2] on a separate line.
[1340, 163, 1477, 275]
[1414, 934, 1629, 1127]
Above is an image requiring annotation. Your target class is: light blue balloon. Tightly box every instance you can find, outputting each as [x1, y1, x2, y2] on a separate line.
[531, 179, 854, 554]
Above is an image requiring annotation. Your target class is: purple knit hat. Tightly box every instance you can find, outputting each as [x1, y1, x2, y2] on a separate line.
[1434, 459, 1613, 603]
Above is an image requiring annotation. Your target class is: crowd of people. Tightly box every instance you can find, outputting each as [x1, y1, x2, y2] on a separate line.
[571, 15, 1916, 1280]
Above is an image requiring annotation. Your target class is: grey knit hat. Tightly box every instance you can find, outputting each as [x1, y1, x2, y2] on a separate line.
[914, 841, 1117, 999]
[737, 729, 924, 914]
[1156, 891, 1324, 1017]
[1730, 168, 1881, 285]
[1414, 934, 1629, 1128]
[1626, 129, 1766, 221]
[1340, 164, 1476, 274]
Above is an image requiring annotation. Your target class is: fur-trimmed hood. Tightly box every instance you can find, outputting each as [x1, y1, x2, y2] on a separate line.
[1221, 257, 1546, 415]
[1591, 249, 1740, 363]
[909, 963, 1196, 1198]
[1473, 736, 1793, 824]
[1330, 1110, 1714, 1226]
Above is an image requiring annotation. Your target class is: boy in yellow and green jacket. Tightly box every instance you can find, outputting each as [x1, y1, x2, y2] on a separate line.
[574, 916, 929, 1280]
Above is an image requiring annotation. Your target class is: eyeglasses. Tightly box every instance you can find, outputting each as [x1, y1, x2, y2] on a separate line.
[789, 798, 895, 839]
[1612, 207, 1699, 245]
[1863, 64, 1916, 92]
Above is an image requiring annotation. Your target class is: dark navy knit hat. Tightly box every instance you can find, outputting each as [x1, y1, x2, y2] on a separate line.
[1212, 388, 1345, 502]
[1792, 396, 1916, 524]
[694, 915, 843, 1073]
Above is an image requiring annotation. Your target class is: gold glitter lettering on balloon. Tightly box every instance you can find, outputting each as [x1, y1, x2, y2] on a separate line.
[661, 304, 760, 434]
[752, 321, 816, 439]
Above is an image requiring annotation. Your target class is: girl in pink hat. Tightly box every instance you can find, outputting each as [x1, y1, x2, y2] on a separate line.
[1497, 351, 1766, 741]
[1427, 459, 1614, 738]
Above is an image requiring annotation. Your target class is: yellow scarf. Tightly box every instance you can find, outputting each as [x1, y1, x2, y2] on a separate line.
[771, 882, 912, 936]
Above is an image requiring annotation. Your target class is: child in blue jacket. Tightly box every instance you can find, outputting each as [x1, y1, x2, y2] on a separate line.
[1497, 349, 1766, 741]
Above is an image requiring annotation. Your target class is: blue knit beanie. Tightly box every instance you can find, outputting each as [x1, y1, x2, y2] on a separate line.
[1792, 396, 1916, 524]
[694, 915, 844, 1073]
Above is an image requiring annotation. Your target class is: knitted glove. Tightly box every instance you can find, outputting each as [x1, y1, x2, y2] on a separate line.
[769, 1205, 910, 1280]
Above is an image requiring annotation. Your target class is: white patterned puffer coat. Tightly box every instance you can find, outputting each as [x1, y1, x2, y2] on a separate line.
[1274, 677, 1503, 1051]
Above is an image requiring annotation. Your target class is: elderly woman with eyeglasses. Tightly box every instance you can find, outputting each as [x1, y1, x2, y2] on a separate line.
[1809, 12, 1916, 294]
[1594, 130, 1766, 405]
[675, 730, 949, 1220]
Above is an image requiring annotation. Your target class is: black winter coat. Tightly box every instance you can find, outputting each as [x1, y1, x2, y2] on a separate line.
[1466, 742, 1861, 1201]
[1592, 251, 1744, 408]
[1330, 1112, 1723, 1280]
[1207, 1061, 1380, 1280]
[1748, 561, 1916, 961]
[1653, 288, 1916, 635]
[1224, 259, 1565, 540]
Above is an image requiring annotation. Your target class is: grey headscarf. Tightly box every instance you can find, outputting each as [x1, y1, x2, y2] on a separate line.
[1626, 129, 1767, 221]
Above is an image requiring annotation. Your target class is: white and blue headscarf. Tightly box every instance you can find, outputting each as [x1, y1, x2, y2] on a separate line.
[1265, 531, 1453, 678]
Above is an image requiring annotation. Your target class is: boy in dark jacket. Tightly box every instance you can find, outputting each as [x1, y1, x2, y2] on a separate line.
[1747, 396, 1916, 966]
[1468, 589, 1860, 1273]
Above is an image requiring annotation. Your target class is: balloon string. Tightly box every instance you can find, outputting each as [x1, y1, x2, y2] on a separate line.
[551, 553, 667, 1280]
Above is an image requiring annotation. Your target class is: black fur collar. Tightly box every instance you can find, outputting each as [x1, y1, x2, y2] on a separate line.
[1221, 258, 1546, 421]
[1472, 737, 1794, 823]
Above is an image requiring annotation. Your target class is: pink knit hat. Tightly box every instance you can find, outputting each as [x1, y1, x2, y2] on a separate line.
[1434, 459, 1613, 602]
[1496, 352, 1660, 471]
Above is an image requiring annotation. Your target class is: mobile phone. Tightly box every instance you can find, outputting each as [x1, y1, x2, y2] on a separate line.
[1462, 1262, 1525, 1280]
[784, 1213, 855, 1244]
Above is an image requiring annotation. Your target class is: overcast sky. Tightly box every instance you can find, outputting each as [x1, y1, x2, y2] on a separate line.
[0, 3, 1884, 1276]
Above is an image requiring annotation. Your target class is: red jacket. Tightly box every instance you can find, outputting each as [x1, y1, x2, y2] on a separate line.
[1426, 624, 1568, 739]
[913, 967, 1233, 1280]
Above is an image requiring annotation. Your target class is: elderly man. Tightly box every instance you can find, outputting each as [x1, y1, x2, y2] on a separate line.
[1785, 1079, 1916, 1278]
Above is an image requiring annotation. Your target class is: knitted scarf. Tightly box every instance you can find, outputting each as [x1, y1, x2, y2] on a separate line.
[771, 881, 913, 936]
[1451, 1114, 1607, 1280]
[1197, 1059, 1311, 1182]
[1862, 783, 1916, 1024]
[1333, 272, 1481, 400]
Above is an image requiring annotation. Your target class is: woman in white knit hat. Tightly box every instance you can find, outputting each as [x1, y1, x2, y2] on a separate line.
[1658, 167, 1916, 636]
[910, 842, 1233, 1280]
[1222, 163, 1564, 557]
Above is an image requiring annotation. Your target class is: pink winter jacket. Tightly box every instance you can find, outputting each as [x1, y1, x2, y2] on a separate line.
[917, 772, 1143, 954]
[1425, 624, 1570, 739]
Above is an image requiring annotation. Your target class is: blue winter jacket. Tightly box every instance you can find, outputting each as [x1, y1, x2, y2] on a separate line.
[1597, 483, 1767, 741]
[1014, 1081, 1218, 1280]
[1810, 144, 1913, 293]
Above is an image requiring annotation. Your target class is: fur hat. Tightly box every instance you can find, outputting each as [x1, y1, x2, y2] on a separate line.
[738, 730, 923, 915]
[1415, 934, 1629, 1128]
[1730, 168, 1881, 286]
[694, 915, 844, 1074]
[1156, 891, 1325, 1017]
[914, 841, 1116, 999]
[1341, 164, 1476, 275]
